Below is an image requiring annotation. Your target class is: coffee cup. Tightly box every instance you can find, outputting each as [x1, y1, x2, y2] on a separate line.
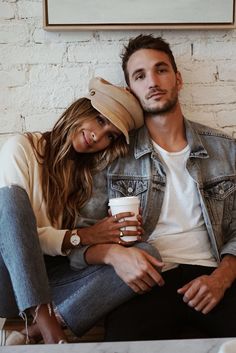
[108, 196, 140, 242]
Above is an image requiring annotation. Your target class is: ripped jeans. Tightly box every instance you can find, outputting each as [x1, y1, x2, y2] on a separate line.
[0, 185, 161, 336]
[0, 185, 51, 317]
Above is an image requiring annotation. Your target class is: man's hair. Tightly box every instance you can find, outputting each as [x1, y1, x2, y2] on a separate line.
[121, 34, 178, 85]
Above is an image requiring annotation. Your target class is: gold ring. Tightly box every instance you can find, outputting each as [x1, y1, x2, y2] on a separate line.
[119, 231, 124, 237]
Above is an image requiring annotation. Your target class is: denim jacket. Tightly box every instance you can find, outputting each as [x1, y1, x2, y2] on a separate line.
[107, 119, 236, 263]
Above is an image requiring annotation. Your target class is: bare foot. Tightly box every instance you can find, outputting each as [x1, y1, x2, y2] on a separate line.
[21, 322, 42, 343]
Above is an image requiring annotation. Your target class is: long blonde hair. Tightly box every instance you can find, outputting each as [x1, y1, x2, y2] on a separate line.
[27, 98, 128, 228]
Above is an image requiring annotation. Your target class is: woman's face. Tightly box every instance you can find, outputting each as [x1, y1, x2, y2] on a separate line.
[72, 114, 122, 153]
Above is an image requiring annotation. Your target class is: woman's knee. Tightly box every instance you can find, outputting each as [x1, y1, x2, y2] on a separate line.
[0, 185, 31, 213]
[0, 185, 37, 228]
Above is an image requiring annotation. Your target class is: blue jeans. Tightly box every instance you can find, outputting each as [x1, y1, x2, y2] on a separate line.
[0, 185, 51, 317]
[47, 240, 161, 336]
[0, 185, 161, 336]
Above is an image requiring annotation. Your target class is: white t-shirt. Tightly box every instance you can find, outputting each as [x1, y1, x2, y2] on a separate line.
[148, 141, 217, 271]
[0, 133, 67, 256]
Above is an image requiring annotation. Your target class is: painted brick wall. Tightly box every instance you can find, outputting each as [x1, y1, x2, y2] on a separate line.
[1, 0, 236, 149]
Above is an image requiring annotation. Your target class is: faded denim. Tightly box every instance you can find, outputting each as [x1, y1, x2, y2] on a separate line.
[48, 241, 161, 336]
[0, 184, 161, 336]
[107, 119, 236, 262]
[0, 185, 51, 317]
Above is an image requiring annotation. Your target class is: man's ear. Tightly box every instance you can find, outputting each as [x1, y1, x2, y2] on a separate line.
[176, 71, 183, 91]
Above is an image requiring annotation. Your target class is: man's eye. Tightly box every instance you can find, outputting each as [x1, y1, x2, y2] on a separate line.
[157, 68, 167, 74]
[135, 74, 144, 81]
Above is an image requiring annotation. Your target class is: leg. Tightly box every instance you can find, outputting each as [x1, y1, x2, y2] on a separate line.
[0, 185, 66, 344]
[0, 255, 19, 318]
[47, 242, 161, 337]
[202, 280, 236, 337]
[182, 266, 236, 338]
[104, 267, 186, 341]
[47, 256, 135, 337]
[0, 186, 51, 313]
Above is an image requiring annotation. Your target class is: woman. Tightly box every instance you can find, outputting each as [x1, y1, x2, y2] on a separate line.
[0, 77, 144, 345]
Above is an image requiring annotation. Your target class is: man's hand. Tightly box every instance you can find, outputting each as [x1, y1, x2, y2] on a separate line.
[107, 246, 164, 293]
[177, 255, 236, 314]
[85, 243, 164, 294]
[177, 274, 225, 314]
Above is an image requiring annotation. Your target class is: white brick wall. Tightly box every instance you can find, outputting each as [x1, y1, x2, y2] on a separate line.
[0, 0, 236, 150]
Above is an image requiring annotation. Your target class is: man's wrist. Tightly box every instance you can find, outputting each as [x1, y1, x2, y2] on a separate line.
[85, 243, 120, 265]
[103, 244, 123, 266]
[212, 255, 236, 289]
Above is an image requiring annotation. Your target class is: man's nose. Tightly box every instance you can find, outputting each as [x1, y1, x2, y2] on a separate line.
[148, 72, 159, 88]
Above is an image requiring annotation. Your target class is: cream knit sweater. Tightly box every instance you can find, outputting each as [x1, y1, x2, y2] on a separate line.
[0, 133, 67, 256]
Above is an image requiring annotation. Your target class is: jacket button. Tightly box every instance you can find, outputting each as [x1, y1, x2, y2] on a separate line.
[127, 187, 133, 193]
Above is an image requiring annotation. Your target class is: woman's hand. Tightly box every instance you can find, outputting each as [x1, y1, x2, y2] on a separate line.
[78, 212, 143, 246]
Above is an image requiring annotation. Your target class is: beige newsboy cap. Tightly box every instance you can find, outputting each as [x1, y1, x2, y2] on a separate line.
[87, 77, 143, 143]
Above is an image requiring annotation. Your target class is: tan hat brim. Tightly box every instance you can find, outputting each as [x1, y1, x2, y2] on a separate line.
[88, 95, 130, 144]
[86, 77, 144, 144]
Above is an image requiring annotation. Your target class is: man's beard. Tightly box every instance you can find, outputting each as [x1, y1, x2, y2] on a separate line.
[142, 88, 178, 115]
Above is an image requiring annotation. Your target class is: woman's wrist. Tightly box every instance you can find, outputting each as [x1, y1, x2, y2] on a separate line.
[75, 228, 90, 246]
[61, 229, 83, 254]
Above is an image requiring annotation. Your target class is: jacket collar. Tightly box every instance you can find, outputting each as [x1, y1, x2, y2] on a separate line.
[184, 118, 209, 159]
[133, 118, 209, 159]
[133, 125, 154, 159]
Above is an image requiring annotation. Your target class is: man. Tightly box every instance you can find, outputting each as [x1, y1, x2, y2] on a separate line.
[104, 34, 236, 340]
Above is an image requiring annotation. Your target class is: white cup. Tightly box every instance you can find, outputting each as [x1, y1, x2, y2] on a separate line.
[218, 340, 236, 353]
[108, 196, 140, 242]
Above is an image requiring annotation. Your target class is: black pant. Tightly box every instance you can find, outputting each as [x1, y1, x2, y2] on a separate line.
[105, 265, 236, 341]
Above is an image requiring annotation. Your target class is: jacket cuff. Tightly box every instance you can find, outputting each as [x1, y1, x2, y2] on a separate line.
[68, 245, 90, 270]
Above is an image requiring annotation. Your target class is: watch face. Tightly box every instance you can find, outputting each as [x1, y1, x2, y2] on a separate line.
[70, 234, 80, 246]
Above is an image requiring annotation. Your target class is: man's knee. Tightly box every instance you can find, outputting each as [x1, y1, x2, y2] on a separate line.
[134, 242, 162, 262]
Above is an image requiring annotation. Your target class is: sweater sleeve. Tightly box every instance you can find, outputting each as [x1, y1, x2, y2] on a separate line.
[0, 134, 67, 256]
[37, 227, 67, 256]
[0, 134, 32, 194]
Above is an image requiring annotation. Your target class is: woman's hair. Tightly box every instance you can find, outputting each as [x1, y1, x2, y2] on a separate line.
[26, 98, 127, 228]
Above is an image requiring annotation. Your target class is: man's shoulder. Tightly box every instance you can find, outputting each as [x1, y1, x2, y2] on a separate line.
[187, 119, 235, 142]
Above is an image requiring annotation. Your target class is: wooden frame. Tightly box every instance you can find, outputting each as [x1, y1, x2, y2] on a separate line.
[43, 0, 236, 31]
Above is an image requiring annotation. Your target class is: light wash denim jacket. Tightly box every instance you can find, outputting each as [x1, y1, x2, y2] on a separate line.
[70, 119, 236, 269]
[107, 119, 236, 263]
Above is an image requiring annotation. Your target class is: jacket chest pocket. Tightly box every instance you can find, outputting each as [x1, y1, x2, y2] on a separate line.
[202, 179, 236, 225]
[109, 178, 148, 204]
